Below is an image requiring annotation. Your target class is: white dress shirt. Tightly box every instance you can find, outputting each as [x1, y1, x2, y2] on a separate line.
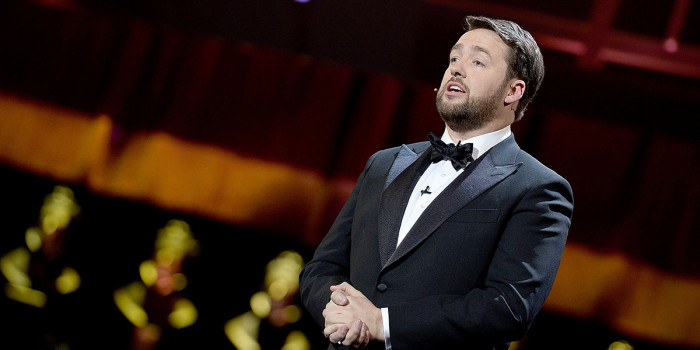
[382, 125, 512, 349]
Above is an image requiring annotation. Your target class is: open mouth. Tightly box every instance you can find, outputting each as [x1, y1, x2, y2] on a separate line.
[445, 82, 466, 95]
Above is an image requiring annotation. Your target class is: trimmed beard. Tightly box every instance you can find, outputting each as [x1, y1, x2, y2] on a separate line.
[436, 79, 508, 132]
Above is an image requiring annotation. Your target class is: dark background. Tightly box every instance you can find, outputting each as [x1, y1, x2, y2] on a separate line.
[0, 0, 699, 349]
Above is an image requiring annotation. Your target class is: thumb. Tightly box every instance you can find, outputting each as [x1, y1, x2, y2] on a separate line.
[330, 289, 349, 306]
[330, 282, 363, 297]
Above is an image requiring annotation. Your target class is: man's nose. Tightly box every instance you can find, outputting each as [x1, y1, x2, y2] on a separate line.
[450, 64, 464, 78]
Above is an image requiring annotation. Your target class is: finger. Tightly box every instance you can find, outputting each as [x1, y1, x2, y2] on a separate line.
[324, 301, 341, 318]
[331, 282, 362, 297]
[329, 325, 349, 344]
[323, 300, 356, 326]
[330, 282, 351, 293]
[362, 326, 370, 348]
[331, 290, 349, 306]
[327, 326, 348, 342]
[323, 301, 345, 319]
[353, 322, 366, 348]
[341, 320, 363, 346]
[323, 324, 339, 338]
[322, 306, 344, 327]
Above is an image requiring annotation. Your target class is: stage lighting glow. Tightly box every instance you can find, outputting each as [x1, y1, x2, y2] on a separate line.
[155, 220, 199, 264]
[40, 186, 80, 235]
[5, 283, 47, 308]
[250, 291, 272, 318]
[169, 299, 198, 329]
[55, 267, 81, 294]
[139, 260, 158, 287]
[226, 251, 309, 349]
[1, 249, 31, 287]
[224, 312, 262, 350]
[25, 228, 42, 252]
[269, 280, 289, 301]
[1, 185, 82, 309]
[114, 218, 200, 344]
[284, 305, 301, 323]
[173, 273, 187, 291]
[663, 38, 679, 53]
[114, 282, 149, 327]
[609, 340, 633, 350]
[282, 330, 310, 350]
[264, 250, 303, 299]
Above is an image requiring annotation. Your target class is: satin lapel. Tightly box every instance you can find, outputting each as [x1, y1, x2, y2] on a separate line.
[384, 144, 420, 190]
[381, 151, 522, 271]
[377, 148, 432, 267]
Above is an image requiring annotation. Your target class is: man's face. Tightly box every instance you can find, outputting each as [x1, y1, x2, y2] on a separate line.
[436, 28, 512, 132]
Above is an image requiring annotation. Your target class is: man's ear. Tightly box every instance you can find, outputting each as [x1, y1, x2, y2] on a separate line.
[505, 79, 525, 104]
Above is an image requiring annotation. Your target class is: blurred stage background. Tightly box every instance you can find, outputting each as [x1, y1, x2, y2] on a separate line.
[0, 0, 699, 349]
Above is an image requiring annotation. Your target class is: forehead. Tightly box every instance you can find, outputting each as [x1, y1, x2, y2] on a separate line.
[452, 28, 510, 61]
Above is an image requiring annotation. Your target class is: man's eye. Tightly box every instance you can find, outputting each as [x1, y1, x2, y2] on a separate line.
[450, 57, 460, 63]
[473, 60, 484, 67]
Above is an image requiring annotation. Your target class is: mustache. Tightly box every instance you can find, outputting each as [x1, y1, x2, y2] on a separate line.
[439, 77, 468, 94]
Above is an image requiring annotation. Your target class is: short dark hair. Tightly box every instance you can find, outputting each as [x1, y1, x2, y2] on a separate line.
[463, 16, 544, 121]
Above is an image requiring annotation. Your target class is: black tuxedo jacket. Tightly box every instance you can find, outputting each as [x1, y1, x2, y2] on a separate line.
[299, 135, 573, 350]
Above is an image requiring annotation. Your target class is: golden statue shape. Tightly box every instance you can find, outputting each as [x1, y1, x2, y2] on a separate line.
[225, 250, 310, 350]
[1, 185, 81, 308]
[114, 220, 200, 350]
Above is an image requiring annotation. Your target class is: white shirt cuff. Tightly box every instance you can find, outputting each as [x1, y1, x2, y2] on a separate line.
[381, 307, 391, 350]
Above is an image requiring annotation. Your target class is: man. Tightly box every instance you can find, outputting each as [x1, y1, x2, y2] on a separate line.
[299, 15, 573, 350]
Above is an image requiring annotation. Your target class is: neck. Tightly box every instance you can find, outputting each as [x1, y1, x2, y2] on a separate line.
[446, 116, 512, 142]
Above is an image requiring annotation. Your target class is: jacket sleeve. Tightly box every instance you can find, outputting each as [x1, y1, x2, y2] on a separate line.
[299, 152, 379, 327]
[387, 174, 574, 348]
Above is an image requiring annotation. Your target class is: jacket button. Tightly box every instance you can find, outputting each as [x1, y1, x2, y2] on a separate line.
[376, 283, 388, 292]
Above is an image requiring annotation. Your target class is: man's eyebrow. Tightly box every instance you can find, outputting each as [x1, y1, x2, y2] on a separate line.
[470, 45, 492, 58]
[450, 43, 463, 52]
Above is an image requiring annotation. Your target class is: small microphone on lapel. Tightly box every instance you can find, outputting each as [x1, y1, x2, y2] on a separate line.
[420, 186, 432, 196]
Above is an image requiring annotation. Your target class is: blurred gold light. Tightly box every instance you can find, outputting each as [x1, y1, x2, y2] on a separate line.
[250, 291, 271, 319]
[225, 312, 262, 350]
[264, 250, 303, 299]
[114, 282, 148, 327]
[609, 340, 634, 350]
[25, 227, 42, 252]
[281, 330, 310, 350]
[40, 186, 80, 235]
[1, 249, 31, 287]
[139, 260, 158, 286]
[55, 267, 80, 294]
[269, 280, 289, 301]
[225, 250, 307, 349]
[284, 305, 302, 323]
[155, 251, 176, 267]
[169, 299, 198, 329]
[5, 283, 47, 308]
[173, 273, 188, 291]
[154, 220, 198, 264]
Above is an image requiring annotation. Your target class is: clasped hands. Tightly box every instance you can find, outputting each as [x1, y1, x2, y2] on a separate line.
[322, 282, 384, 348]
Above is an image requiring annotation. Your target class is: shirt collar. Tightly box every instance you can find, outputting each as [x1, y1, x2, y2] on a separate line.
[441, 125, 511, 160]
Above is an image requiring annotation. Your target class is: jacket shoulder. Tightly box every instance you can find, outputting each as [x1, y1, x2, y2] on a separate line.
[513, 150, 573, 199]
[365, 141, 430, 169]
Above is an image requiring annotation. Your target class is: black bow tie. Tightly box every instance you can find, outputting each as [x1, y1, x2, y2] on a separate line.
[428, 133, 474, 170]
